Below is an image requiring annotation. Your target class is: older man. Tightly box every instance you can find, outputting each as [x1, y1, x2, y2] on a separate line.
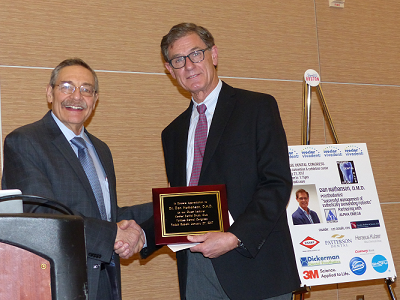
[2, 58, 155, 300]
[160, 23, 300, 300]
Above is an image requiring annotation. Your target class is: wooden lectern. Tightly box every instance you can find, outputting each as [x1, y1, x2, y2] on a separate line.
[0, 213, 87, 299]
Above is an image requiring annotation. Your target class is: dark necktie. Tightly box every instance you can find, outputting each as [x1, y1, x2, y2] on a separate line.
[71, 137, 107, 220]
[189, 104, 207, 186]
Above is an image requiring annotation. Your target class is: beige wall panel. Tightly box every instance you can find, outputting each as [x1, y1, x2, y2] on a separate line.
[0, 68, 50, 134]
[0, 1, 320, 81]
[338, 279, 392, 300]
[315, 0, 400, 85]
[319, 84, 400, 203]
[295, 284, 338, 300]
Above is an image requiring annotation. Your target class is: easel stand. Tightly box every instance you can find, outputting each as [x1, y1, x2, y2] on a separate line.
[292, 286, 310, 300]
[302, 79, 339, 145]
[386, 278, 397, 300]
[300, 71, 397, 299]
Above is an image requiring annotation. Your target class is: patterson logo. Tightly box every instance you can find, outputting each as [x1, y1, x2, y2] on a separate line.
[300, 236, 320, 249]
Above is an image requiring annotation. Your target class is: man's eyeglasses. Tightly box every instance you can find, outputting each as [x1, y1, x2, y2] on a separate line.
[168, 48, 210, 69]
[55, 82, 96, 97]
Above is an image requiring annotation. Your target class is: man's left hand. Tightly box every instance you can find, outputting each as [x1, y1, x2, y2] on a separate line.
[187, 232, 238, 258]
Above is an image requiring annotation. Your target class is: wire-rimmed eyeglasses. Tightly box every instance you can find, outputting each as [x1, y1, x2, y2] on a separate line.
[55, 82, 96, 97]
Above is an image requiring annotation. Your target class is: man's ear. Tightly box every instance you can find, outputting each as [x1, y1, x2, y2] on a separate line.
[46, 85, 53, 104]
[211, 45, 218, 67]
[93, 93, 99, 108]
[165, 62, 176, 79]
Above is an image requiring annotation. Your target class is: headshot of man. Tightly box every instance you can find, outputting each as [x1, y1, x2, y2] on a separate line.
[160, 23, 300, 300]
[1, 58, 156, 300]
[292, 188, 321, 225]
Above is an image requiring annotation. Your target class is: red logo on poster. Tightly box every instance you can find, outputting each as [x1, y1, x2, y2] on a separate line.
[300, 236, 320, 249]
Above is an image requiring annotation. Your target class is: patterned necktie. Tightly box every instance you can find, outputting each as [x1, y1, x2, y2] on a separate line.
[189, 104, 208, 186]
[71, 137, 107, 220]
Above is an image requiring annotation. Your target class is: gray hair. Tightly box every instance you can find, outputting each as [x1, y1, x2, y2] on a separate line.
[161, 23, 215, 62]
[49, 58, 99, 93]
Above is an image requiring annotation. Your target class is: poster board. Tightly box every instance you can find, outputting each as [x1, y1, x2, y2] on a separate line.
[287, 143, 396, 286]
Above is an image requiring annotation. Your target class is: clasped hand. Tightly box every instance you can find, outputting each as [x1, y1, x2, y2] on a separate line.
[187, 232, 238, 258]
[114, 220, 145, 259]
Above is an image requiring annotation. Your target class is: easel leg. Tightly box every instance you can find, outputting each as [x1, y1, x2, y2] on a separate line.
[386, 278, 397, 300]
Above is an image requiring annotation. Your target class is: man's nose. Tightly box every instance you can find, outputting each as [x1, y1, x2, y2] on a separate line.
[72, 87, 82, 98]
[185, 57, 195, 69]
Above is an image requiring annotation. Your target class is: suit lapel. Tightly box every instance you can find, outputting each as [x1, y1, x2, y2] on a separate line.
[200, 83, 236, 179]
[43, 112, 101, 214]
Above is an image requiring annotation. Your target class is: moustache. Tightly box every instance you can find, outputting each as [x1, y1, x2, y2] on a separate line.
[61, 99, 88, 109]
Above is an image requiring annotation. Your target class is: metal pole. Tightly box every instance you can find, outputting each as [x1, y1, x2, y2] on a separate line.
[302, 81, 312, 145]
[316, 85, 340, 144]
[386, 278, 397, 300]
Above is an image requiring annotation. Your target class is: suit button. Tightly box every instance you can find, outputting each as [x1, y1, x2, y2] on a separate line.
[93, 264, 100, 269]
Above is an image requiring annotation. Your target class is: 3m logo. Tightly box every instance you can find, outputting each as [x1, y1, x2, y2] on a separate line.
[303, 270, 319, 279]
[300, 236, 320, 249]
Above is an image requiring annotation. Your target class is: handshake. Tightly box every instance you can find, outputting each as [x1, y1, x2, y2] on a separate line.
[114, 220, 145, 259]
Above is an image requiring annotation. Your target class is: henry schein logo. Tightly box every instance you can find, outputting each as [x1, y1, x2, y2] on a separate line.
[300, 236, 320, 249]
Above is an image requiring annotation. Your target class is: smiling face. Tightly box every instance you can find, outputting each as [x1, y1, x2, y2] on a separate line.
[296, 191, 310, 211]
[46, 65, 98, 135]
[164, 33, 219, 103]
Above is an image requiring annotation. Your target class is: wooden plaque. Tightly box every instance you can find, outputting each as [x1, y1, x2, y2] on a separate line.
[152, 184, 229, 245]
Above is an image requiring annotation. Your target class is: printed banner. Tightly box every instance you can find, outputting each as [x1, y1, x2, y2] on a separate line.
[287, 143, 396, 286]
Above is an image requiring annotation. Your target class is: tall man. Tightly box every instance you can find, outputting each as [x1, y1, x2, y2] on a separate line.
[2, 58, 155, 300]
[292, 188, 320, 225]
[160, 23, 300, 300]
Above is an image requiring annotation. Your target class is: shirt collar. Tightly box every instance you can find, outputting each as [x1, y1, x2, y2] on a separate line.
[51, 111, 92, 146]
[191, 79, 222, 115]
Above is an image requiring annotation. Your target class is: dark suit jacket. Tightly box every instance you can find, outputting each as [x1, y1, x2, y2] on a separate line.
[162, 82, 300, 300]
[292, 207, 320, 225]
[2, 111, 155, 300]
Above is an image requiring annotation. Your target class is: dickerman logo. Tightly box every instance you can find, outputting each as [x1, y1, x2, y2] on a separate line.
[301, 147, 321, 158]
[300, 236, 320, 249]
[300, 255, 341, 267]
[323, 146, 343, 157]
[344, 145, 364, 156]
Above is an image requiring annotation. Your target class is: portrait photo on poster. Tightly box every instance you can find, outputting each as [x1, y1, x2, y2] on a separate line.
[287, 184, 322, 226]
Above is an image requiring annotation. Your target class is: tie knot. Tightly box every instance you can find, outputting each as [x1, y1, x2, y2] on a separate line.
[71, 137, 87, 150]
[197, 104, 207, 115]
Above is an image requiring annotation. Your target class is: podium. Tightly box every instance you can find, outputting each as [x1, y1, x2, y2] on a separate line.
[0, 213, 87, 299]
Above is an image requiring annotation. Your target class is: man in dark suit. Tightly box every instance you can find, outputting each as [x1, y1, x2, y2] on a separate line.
[2, 58, 155, 300]
[292, 189, 320, 225]
[160, 23, 300, 300]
